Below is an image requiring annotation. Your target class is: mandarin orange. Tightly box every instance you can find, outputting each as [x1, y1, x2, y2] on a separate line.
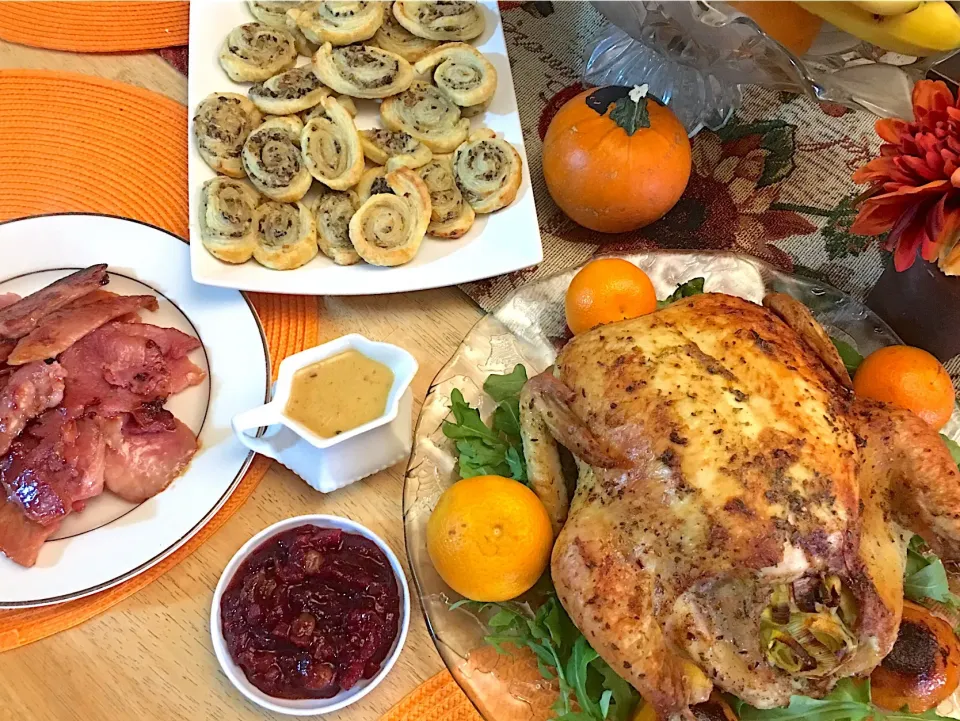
[853, 345, 955, 430]
[565, 258, 657, 335]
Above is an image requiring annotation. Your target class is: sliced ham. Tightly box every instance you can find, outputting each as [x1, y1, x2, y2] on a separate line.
[0, 361, 66, 456]
[0, 409, 107, 527]
[7, 293, 159, 365]
[0, 293, 20, 310]
[59, 322, 205, 417]
[103, 411, 198, 503]
[0, 495, 59, 567]
[0, 340, 13, 363]
[0, 264, 108, 340]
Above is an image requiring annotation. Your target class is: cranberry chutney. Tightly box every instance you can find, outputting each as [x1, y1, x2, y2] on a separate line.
[219, 524, 402, 700]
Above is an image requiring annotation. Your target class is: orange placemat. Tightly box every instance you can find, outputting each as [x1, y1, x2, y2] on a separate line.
[0, 1, 188, 52]
[0, 69, 318, 652]
[380, 670, 482, 721]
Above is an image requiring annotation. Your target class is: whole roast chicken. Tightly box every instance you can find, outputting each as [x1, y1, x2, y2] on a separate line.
[519, 292, 960, 720]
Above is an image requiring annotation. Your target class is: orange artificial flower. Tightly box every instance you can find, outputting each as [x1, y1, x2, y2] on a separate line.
[851, 80, 960, 274]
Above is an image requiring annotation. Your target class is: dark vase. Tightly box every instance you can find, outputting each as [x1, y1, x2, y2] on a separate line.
[866, 257, 960, 362]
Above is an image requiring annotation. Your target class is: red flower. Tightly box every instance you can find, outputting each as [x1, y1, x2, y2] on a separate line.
[851, 80, 960, 274]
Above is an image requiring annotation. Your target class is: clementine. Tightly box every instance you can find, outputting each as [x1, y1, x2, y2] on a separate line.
[729, 1, 823, 55]
[853, 345, 956, 430]
[565, 258, 657, 335]
[426, 475, 553, 603]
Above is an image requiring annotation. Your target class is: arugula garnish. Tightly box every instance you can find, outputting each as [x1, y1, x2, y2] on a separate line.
[732, 678, 952, 721]
[452, 592, 639, 721]
[904, 536, 960, 609]
[657, 277, 705, 308]
[830, 337, 864, 376]
[442, 365, 528, 483]
[942, 435, 960, 466]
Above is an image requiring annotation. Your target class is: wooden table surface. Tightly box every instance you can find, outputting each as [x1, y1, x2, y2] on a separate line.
[0, 41, 485, 721]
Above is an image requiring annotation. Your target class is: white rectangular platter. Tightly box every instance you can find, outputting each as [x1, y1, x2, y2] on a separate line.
[188, 1, 542, 295]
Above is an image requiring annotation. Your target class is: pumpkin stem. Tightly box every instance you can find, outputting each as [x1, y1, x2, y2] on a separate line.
[610, 84, 651, 136]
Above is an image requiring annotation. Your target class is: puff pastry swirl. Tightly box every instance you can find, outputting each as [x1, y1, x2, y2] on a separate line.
[380, 79, 469, 152]
[359, 129, 432, 168]
[372, 11, 439, 62]
[355, 165, 390, 203]
[193, 92, 263, 178]
[417, 154, 475, 238]
[300, 96, 364, 190]
[392, 1, 484, 41]
[349, 167, 431, 266]
[247, 1, 316, 55]
[199, 177, 262, 264]
[453, 129, 522, 213]
[220, 22, 298, 82]
[252, 200, 318, 269]
[313, 190, 362, 265]
[312, 42, 414, 98]
[287, 1, 385, 46]
[414, 42, 496, 107]
[248, 65, 330, 115]
[242, 116, 313, 202]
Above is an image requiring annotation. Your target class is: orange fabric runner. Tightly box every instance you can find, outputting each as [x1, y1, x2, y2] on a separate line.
[0, 69, 318, 651]
[0, 1, 188, 52]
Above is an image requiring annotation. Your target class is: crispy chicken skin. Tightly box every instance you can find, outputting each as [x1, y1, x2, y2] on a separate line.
[520, 293, 960, 720]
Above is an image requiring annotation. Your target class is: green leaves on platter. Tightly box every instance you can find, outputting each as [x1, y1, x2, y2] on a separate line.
[829, 337, 864, 376]
[450, 592, 640, 721]
[657, 277, 705, 309]
[442, 365, 528, 483]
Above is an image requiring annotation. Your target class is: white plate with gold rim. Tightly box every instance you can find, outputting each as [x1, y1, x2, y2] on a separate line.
[0, 214, 269, 607]
[188, 0, 542, 295]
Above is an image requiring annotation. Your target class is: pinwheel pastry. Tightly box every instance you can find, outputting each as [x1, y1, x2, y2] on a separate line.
[242, 116, 313, 202]
[252, 200, 319, 269]
[301, 93, 356, 122]
[247, 1, 316, 56]
[248, 65, 330, 115]
[459, 99, 490, 118]
[313, 190, 361, 265]
[220, 22, 298, 82]
[199, 177, 262, 264]
[359, 129, 432, 168]
[416, 154, 475, 238]
[414, 42, 496, 107]
[349, 167, 431, 266]
[392, 1, 484, 41]
[355, 165, 389, 203]
[452, 129, 522, 213]
[193, 92, 263, 178]
[372, 11, 439, 62]
[380, 80, 469, 153]
[312, 42, 414, 99]
[300, 96, 364, 190]
[286, 1, 385, 46]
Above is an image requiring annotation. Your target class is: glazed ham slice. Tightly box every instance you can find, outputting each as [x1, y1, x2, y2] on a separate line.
[0, 409, 107, 526]
[59, 322, 204, 417]
[7, 293, 159, 365]
[0, 495, 59, 567]
[0, 264, 108, 340]
[0, 361, 66, 456]
[103, 410, 198, 503]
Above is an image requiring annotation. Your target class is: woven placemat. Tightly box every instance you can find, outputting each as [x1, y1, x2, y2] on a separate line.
[0, 1, 188, 52]
[0, 68, 318, 651]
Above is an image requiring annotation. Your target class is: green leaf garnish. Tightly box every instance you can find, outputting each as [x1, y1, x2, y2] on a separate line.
[657, 277, 705, 308]
[829, 337, 864, 375]
[442, 366, 529, 482]
[941, 434, 960, 467]
[904, 535, 960, 607]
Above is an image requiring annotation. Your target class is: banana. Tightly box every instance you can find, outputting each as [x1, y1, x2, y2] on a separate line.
[854, 0, 921, 15]
[798, 1, 960, 56]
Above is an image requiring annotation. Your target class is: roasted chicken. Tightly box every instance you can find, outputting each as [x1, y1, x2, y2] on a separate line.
[520, 292, 960, 719]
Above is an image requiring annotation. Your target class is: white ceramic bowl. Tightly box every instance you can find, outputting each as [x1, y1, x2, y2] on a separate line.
[210, 515, 411, 715]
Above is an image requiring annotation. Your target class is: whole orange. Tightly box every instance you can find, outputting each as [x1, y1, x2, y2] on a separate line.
[728, 1, 823, 55]
[565, 258, 657, 335]
[427, 475, 553, 603]
[853, 345, 956, 430]
[542, 86, 691, 233]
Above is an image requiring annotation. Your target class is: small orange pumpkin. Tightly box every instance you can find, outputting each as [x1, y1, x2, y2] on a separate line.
[542, 86, 692, 234]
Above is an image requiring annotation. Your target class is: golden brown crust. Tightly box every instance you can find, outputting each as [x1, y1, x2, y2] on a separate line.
[413, 42, 496, 107]
[348, 166, 431, 266]
[219, 22, 297, 82]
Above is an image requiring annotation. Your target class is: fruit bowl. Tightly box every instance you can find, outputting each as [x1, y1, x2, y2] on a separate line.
[402, 250, 960, 719]
[585, 0, 959, 135]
